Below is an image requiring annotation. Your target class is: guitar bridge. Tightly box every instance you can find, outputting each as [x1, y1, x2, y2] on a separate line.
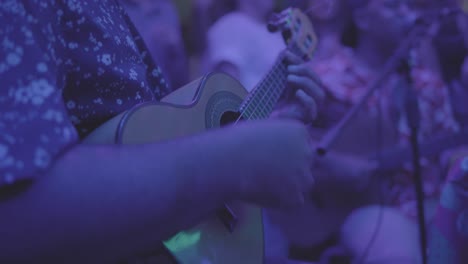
[216, 204, 238, 233]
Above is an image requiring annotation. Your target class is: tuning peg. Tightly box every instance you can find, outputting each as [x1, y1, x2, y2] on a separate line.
[267, 13, 280, 32]
[267, 12, 289, 33]
[267, 21, 280, 32]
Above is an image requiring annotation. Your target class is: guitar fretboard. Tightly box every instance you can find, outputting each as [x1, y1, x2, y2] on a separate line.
[239, 56, 288, 120]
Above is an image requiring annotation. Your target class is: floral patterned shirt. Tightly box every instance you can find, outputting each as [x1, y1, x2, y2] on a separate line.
[429, 153, 468, 263]
[311, 46, 459, 142]
[311, 46, 461, 218]
[0, 0, 171, 188]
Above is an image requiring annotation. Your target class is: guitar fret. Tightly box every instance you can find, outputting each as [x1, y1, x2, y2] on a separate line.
[239, 53, 291, 121]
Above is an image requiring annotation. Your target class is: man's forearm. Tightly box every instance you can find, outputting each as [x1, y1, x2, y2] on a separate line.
[0, 131, 242, 263]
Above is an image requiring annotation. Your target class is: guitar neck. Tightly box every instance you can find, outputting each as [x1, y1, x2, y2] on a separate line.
[238, 55, 288, 120]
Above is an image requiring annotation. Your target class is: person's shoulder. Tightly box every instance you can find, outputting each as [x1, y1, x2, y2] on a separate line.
[215, 11, 254, 23]
[209, 11, 258, 32]
[207, 12, 254, 46]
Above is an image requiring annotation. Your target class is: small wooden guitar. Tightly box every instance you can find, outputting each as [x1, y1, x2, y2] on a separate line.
[84, 8, 318, 264]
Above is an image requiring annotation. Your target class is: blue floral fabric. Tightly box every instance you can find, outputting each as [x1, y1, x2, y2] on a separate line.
[0, 0, 170, 187]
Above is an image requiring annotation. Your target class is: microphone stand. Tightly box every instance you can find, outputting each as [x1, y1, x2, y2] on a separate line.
[316, 19, 431, 155]
[313, 16, 436, 264]
[316, 7, 463, 155]
[398, 57, 428, 264]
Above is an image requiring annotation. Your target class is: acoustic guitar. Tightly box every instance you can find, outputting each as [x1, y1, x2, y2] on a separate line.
[84, 8, 318, 264]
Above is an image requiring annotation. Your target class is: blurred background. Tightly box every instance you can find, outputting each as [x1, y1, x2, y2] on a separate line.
[118, 0, 468, 263]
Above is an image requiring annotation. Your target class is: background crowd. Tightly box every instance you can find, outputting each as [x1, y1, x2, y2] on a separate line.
[109, 0, 468, 263]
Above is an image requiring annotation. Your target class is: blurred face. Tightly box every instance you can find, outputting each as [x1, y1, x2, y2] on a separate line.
[462, 14, 468, 47]
[308, 0, 341, 21]
[254, 0, 274, 13]
[359, 0, 417, 43]
[462, 56, 468, 87]
[238, 0, 274, 17]
[458, 14, 468, 86]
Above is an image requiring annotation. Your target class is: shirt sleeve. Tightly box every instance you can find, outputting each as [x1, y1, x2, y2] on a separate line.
[428, 154, 468, 263]
[0, 1, 79, 188]
[413, 68, 460, 138]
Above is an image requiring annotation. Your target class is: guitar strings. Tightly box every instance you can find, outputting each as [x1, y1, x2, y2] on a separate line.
[237, 41, 308, 122]
[235, 55, 287, 123]
[234, 4, 388, 262]
[246, 60, 285, 119]
[249, 62, 284, 119]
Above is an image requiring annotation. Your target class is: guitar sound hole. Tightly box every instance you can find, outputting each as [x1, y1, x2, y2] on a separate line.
[220, 111, 242, 126]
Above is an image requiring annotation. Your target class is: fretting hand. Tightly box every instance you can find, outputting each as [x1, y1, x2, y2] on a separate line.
[272, 50, 325, 124]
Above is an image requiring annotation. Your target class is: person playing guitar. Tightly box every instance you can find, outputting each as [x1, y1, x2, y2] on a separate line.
[0, 1, 334, 263]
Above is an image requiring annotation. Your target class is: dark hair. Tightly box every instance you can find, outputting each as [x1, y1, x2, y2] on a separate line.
[118, 0, 139, 8]
[341, 21, 358, 48]
[433, 17, 468, 82]
[340, 0, 367, 48]
[347, 0, 370, 9]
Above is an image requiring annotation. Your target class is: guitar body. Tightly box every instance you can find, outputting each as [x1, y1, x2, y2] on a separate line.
[85, 72, 264, 264]
[83, 7, 324, 263]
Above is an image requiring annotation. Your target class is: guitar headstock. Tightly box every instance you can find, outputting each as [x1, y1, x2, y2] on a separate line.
[268, 8, 318, 61]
